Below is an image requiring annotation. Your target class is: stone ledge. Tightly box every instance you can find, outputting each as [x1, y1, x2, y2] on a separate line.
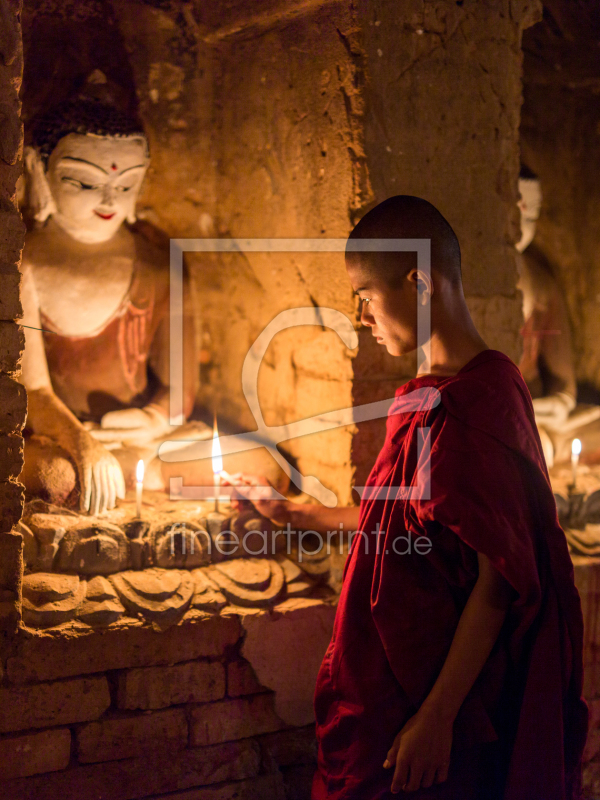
[0, 728, 71, 780]
[0, 675, 110, 734]
[0, 739, 261, 800]
[7, 613, 242, 683]
[118, 660, 226, 710]
[241, 599, 335, 727]
[76, 707, 188, 763]
[190, 694, 283, 747]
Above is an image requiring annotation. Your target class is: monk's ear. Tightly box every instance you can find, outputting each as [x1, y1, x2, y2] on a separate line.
[408, 268, 433, 305]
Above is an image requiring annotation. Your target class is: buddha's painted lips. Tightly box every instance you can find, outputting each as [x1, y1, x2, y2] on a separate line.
[94, 211, 116, 220]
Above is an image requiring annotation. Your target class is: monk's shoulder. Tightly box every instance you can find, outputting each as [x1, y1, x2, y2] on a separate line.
[435, 353, 535, 447]
[445, 352, 528, 407]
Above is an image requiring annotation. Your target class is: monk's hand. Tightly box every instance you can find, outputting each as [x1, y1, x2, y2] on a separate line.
[384, 709, 453, 794]
[90, 405, 171, 446]
[228, 473, 290, 526]
[75, 434, 126, 516]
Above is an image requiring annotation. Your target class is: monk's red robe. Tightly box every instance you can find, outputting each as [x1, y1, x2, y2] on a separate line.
[313, 350, 587, 800]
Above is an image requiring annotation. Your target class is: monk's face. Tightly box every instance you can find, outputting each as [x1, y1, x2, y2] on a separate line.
[46, 133, 149, 244]
[346, 254, 419, 357]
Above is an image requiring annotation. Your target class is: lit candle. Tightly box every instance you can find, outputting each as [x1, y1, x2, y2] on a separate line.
[136, 459, 144, 518]
[571, 438, 582, 490]
[212, 418, 223, 513]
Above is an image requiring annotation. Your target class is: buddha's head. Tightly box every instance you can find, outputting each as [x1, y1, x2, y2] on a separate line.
[516, 167, 542, 253]
[25, 99, 149, 244]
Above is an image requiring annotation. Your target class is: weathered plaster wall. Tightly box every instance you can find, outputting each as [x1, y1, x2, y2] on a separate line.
[113, 0, 539, 501]
[0, 0, 26, 651]
[520, 2, 600, 397]
[111, 0, 361, 504]
[19, 0, 541, 505]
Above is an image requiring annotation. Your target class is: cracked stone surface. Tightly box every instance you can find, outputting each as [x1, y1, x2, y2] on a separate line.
[110, 568, 194, 624]
[22, 572, 86, 627]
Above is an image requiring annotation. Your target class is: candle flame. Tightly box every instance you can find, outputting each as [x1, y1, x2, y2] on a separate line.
[212, 418, 223, 475]
[572, 438, 582, 456]
[136, 459, 145, 483]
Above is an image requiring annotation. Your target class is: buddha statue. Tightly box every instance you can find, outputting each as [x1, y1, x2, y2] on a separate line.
[19, 93, 205, 515]
[19, 92, 286, 515]
[516, 168, 600, 466]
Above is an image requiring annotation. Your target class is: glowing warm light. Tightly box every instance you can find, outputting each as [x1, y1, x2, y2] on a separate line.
[571, 439, 581, 492]
[212, 420, 223, 476]
[135, 459, 144, 518]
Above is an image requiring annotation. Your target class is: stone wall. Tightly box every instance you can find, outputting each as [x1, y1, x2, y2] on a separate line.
[109, 0, 542, 500]
[0, 598, 334, 799]
[19, 0, 542, 503]
[111, 0, 361, 504]
[0, 0, 26, 648]
[352, 0, 542, 483]
[11, 2, 600, 797]
[520, 2, 600, 397]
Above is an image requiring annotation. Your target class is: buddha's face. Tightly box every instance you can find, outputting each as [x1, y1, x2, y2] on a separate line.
[45, 133, 148, 243]
[516, 178, 542, 253]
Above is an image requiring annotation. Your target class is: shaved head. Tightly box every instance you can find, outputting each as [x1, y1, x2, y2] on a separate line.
[347, 195, 462, 288]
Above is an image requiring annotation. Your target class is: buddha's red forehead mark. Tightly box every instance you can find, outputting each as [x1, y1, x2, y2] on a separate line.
[111, 163, 118, 171]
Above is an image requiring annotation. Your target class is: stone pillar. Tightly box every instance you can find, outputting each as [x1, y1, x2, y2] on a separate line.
[0, 0, 26, 644]
[352, 0, 542, 483]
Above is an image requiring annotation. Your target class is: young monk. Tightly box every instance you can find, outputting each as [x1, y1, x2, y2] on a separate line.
[232, 196, 588, 799]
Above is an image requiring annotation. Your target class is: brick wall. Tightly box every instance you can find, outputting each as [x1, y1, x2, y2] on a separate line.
[0, 608, 324, 799]
[0, 0, 27, 645]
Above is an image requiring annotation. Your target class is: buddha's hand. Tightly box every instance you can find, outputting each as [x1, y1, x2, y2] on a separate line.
[383, 709, 453, 794]
[90, 405, 171, 446]
[74, 433, 126, 515]
[532, 392, 575, 428]
[227, 473, 291, 527]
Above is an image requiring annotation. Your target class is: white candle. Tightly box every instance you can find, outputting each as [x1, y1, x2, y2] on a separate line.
[136, 459, 144, 518]
[212, 418, 223, 514]
[571, 438, 582, 490]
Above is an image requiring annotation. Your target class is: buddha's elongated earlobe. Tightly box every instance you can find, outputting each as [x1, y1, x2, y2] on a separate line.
[24, 146, 56, 223]
[126, 150, 149, 224]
